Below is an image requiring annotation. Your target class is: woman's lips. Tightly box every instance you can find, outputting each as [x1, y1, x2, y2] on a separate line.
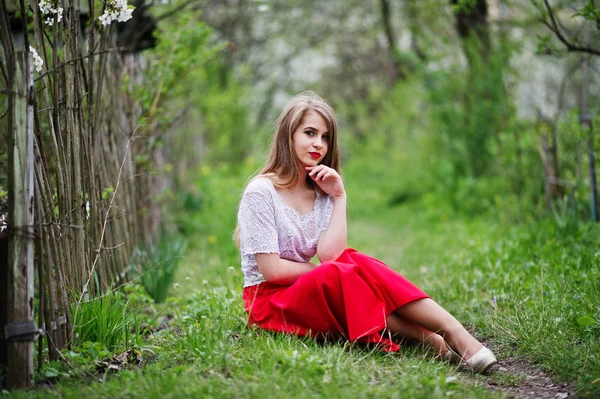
[309, 152, 321, 159]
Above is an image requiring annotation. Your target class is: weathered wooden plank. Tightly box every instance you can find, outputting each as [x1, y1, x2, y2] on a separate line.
[7, 51, 35, 389]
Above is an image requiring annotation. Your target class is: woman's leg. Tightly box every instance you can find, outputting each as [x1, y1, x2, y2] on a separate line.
[393, 298, 483, 359]
[385, 313, 447, 356]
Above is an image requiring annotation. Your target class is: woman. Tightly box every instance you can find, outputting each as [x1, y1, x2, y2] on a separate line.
[235, 91, 497, 373]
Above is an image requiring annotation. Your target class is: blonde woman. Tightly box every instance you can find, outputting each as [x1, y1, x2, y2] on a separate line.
[235, 91, 497, 373]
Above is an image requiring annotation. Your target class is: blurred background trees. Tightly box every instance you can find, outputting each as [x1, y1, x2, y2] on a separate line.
[147, 0, 599, 222]
[3, 0, 598, 264]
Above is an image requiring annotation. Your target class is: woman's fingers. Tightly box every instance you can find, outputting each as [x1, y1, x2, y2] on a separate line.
[316, 169, 329, 180]
[308, 166, 342, 192]
[309, 165, 328, 179]
[307, 165, 322, 177]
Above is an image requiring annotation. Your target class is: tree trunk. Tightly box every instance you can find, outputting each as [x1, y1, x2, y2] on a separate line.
[450, 0, 490, 67]
[379, 0, 405, 81]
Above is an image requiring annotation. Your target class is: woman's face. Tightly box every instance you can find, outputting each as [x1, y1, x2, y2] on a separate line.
[292, 109, 330, 169]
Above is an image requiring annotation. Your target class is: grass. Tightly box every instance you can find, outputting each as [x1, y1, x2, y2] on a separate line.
[11, 284, 497, 399]
[345, 202, 600, 397]
[71, 290, 147, 352]
[130, 234, 188, 303]
[5, 165, 600, 398]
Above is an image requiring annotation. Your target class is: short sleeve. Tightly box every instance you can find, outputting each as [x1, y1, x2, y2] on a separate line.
[317, 195, 334, 232]
[238, 181, 280, 256]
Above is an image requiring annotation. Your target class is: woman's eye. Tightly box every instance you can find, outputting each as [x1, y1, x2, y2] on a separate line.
[323, 135, 330, 141]
[305, 131, 315, 136]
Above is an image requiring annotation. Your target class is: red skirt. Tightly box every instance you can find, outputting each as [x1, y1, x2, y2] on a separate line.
[242, 248, 429, 352]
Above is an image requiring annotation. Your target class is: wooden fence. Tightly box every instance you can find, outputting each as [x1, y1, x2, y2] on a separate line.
[0, 2, 166, 388]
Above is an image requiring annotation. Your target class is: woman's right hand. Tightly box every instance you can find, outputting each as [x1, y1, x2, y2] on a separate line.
[306, 165, 346, 198]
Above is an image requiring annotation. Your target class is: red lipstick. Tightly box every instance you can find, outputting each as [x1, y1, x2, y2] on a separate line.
[309, 152, 321, 159]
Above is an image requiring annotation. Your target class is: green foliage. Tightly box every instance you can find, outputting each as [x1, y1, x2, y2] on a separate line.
[135, 10, 216, 123]
[175, 160, 259, 255]
[130, 234, 188, 303]
[425, 37, 514, 179]
[135, 3, 253, 177]
[71, 290, 148, 352]
[572, 1, 600, 23]
[451, 0, 479, 13]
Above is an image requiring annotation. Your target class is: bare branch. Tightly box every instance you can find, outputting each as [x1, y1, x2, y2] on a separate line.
[540, 0, 600, 56]
[35, 47, 128, 82]
[75, 121, 140, 311]
[0, 57, 8, 86]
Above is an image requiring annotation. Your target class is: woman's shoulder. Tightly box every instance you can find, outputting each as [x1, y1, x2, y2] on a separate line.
[244, 175, 276, 195]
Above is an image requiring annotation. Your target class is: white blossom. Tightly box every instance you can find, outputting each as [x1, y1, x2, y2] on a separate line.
[99, 0, 134, 26]
[29, 46, 44, 73]
[38, 0, 63, 26]
[0, 214, 7, 233]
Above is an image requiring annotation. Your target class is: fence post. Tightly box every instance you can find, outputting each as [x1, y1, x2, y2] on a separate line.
[6, 50, 36, 389]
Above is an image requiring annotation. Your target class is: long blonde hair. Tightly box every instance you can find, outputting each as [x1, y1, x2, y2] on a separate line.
[233, 91, 341, 247]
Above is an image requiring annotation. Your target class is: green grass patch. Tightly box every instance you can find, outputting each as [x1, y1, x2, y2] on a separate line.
[7, 165, 600, 398]
[346, 202, 600, 398]
[71, 290, 148, 352]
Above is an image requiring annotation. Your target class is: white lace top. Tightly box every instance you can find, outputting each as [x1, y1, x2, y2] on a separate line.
[238, 177, 334, 287]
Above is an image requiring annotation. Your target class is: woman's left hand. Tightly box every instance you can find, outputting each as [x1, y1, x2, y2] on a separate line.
[307, 165, 346, 198]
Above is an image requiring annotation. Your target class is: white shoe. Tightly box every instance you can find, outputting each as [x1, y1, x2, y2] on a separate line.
[444, 343, 462, 365]
[465, 346, 497, 373]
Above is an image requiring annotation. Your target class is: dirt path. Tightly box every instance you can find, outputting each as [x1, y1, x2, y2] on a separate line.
[482, 340, 576, 399]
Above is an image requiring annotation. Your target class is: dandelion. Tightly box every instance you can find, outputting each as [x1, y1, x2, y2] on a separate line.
[29, 46, 43, 73]
[185, 276, 191, 282]
[227, 266, 235, 273]
[173, 283, 180, 289]
[202, 280, 208, 285]
[208, 235, 217, 244]
[98, 0, 134, 26]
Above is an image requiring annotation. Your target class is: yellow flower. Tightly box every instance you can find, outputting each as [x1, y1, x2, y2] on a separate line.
[164, 163, 173, 172]
[208, 235, 217, 244]
[201, 165, 211, 176]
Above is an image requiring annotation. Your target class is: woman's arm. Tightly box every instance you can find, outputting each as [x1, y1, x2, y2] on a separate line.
[317, 194, 347, 262]
[255, 253, 317, 285]
[307, 165, 348, 262]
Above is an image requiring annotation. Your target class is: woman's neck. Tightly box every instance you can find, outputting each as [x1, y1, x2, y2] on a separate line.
[294, 169, 309, 190]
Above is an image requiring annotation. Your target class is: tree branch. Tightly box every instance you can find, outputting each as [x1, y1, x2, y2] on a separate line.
[34, 47, 127, 82]
[540, 0, 600, 56]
